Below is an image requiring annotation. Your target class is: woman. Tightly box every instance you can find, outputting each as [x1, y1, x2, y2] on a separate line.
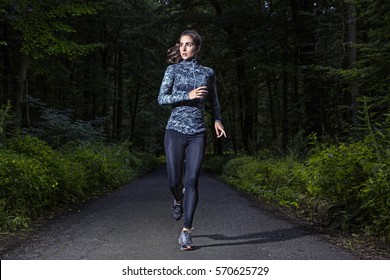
[158, 30, 226, 251]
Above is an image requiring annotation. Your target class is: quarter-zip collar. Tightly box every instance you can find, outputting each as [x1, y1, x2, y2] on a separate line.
[181, 57, 199, 66]
[181, 57, 199, 88]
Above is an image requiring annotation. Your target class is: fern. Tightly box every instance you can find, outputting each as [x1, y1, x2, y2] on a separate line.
[356, 96, 390, 164]
[0, 101, 13, 137]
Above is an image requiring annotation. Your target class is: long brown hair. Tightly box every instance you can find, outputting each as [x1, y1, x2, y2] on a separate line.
[166, 30, 202, 64]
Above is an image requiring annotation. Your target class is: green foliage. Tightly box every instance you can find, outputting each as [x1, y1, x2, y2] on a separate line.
[220, 155, 304, 208]
[209, 139, 389, 239]
[133, 151, 161, 173]
[1, 0, 389, 157]
[0, 101, 13, 140]
[356, 96, 390, 162]
[6, 134, 57, 161]
[5, 134, 87, 204]
[52, 155, 88, 204]
[5, 0, 101, 59]
[303, 141, 389, 236]
[203, 153, 236, 174]
[222, 156, 263, 193]
[304, 143, 374, 204]
[26, 97, 106, 147]
[63, 142, 137, 195]
[61, 141, 160, 196]
[0, 135, 158, 231]
[358, 159, 390, 236]
[0, 150, 58, 227]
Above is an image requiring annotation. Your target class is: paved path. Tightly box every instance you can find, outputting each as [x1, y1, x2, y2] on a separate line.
[1, 166, 358, 260]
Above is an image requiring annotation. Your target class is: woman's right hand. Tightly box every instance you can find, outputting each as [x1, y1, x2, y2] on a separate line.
[188, 86, 208, 100]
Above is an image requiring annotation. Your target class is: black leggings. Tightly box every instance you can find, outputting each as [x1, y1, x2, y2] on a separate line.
[164, 129, 206, 229]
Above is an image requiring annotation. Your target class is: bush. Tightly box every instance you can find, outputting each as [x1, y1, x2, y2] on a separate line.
[215, 144, 389, 240]
[222, 156, 255, 182]
[0, 101, 14, 142]
[203, 153, 236, 174]
[53, 157, 88, 204]
[221, 155, 304, 207]
[305, 143, 375, 204]
[63, 143, 132, 196]
[0, 150, 58, 228]
[6, 134, 55, 161]
[260, 158, 305, 208]
[303, 142, 390, 236]
[0, 136, 159, 231]
[6, 135, 88, 204]
[25, 97, 106, 147]
[358, 159, 390, 237]
[62, 141, 159, 196]
[134, 152, 161, 172]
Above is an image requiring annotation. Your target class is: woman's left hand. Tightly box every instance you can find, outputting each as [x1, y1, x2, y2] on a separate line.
[215, 122, 226, 138]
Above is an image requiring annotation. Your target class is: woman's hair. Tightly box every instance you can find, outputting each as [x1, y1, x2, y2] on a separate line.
[167, 30, 202, 64]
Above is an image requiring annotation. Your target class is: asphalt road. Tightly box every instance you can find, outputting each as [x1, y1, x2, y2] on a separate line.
[1, 166, 358, 260]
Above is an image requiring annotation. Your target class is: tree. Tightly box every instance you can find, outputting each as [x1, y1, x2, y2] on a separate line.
[1, 0, 99, 127]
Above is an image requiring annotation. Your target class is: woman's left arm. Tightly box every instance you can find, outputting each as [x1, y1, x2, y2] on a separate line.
[209, 71, 226, 138]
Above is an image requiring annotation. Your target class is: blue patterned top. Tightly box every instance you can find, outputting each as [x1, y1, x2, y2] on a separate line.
[158, 58, 222, 135]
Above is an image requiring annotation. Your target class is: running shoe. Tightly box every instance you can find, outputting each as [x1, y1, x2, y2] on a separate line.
[178, 230, 193, 251]
[172, 200, 183, 220]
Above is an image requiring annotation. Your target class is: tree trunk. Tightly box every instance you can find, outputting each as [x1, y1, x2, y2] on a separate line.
[100, 16, 114, 139]
[348, 4, 359, 121]
[129, 82, 140, 142]
[15, 53, 29, 128]
[235, 49, 254, 153]
[83, 56, 92, 121]
[266, 74, 276, 141]
[281, 69, 289, 150]
[218, 69, 237, 154]
[290, 0, 321, 136]
[112, 50, 118, 138]
[116, 49, 123, 139]
[1, 22, 11, 104]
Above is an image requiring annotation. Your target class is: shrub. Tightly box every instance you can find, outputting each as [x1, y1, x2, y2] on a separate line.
[6, 134, 55, 161]
[305, 142, 375, 205]
[203, 153, 236, 174]
[6, 135, 88, 204]
[260, 158, 305, 208]
[221, 155, 304, 207]
[207, 144, 389, 239]
[0, 150, 58, 228]
[222, 156, 255, 182]
[134, 152, 161, 172]
[62, 142, 151, 196]
[25, 97, 106, 147]
[303, 141, 390, 235]
[358, 155, 390, 237]
[0, 136, 159, 232]
[0, 101, 13, 142]
[53, 157, 88, 204]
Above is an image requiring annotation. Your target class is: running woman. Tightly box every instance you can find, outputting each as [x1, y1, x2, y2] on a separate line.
[158, 30, 226, 251]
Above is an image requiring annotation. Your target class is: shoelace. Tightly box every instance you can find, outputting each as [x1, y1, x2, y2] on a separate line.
[172, 203, 181, 211]
[181, 231, 193, 245]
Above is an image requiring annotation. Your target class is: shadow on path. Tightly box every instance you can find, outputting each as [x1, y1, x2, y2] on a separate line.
[194, 227, 313, 249]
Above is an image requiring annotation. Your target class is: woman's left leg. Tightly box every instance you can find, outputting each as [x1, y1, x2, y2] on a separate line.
[182, 132, 206, 230]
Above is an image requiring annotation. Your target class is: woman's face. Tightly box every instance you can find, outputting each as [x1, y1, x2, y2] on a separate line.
[180, 35, 197, 60]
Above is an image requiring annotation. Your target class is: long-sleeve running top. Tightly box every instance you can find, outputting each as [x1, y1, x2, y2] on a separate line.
[158, 58, 222, 135]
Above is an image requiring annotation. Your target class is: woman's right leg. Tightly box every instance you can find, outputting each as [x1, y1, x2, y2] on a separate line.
[164, 129, 185, 202]
[182, 132, 206, 230]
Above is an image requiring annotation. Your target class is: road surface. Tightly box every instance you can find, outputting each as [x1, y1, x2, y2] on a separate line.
[1, 166, 357, 260]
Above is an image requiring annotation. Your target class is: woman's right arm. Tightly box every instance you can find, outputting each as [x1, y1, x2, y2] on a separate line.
[158, 65, 190, 105]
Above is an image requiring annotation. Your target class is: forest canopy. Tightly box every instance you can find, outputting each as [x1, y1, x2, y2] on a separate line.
[1, 0, 389, 154]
